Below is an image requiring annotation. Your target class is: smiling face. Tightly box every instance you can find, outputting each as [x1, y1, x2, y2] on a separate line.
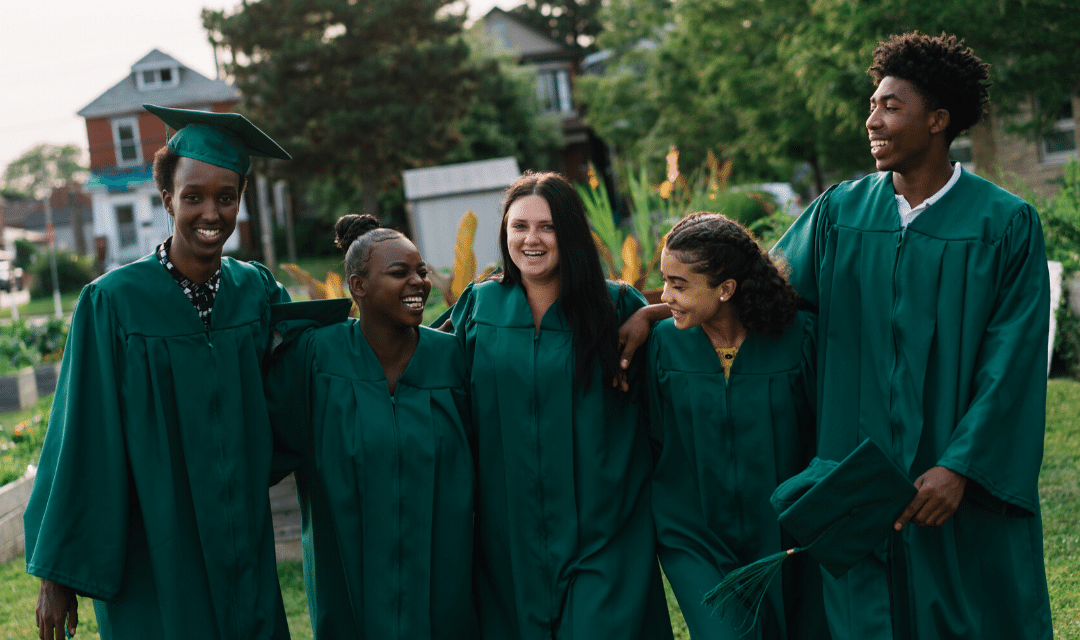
[505, 194, 560, 286]
[349, 235, 431, 328]
[162, 156, 241, 277]
[659, 248, 733, 330]
[866, 76, 948, 175]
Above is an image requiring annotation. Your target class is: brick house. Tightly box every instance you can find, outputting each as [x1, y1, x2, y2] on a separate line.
[479, 8, 611, 185]
[77, 49, 251, 271]
[0, 185, 94, 255]
[959, 95, 1079, 200]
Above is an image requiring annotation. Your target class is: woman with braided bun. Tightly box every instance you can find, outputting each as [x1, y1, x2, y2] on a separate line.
[265, 214, 477, 639]
[647, 212, 828, 639]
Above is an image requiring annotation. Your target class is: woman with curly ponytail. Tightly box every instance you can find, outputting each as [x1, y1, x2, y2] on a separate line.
[646, 212, 827, 638]
[266, 214, 477, 638]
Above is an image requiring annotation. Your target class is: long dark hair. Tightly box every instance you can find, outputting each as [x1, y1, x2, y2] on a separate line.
[499, 171, 621, 390]
[666, 212, 798, 336]
[334, 214, 403, 278]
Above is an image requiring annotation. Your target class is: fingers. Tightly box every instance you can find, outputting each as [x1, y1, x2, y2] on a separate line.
[619, 340, 641, 370]
[896, 468, 967, 530]
[68, 596, 78, 637]
[894, 491, 926, 531]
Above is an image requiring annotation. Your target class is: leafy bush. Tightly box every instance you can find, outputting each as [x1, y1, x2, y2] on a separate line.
[579, 148, 771, 290]
[0, 319, 68, 374]
[1039, 159, 1080, 273]
[1036, 159, 1080, 378]
[13, 239, 37, 271]
[0, 396, 51, 486]
[28, 251, 96, 298]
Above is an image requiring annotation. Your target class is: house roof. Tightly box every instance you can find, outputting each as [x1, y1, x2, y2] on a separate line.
[481, 8, 575, 62]
[77, 48, 239, 119]
[402, 157, 521, 201]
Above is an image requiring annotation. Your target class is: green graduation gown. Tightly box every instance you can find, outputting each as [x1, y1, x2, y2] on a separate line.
[647, 313, 829, 640]
[266, 321, 477, 639]
[774, 169, 1052, 640]
[24, 255, 291, 639]
[449, 279, 673, 640]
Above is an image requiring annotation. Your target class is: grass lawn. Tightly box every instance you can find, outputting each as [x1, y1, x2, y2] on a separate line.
[1, 379, 1077, 637]
[0, 293, 79, 321]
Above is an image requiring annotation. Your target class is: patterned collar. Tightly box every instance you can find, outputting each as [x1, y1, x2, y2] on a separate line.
[157, 238, 221, 330]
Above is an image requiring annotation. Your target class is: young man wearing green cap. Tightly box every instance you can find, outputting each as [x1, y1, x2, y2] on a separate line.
[771, 33, 1053, 639]
[25, 105, 296, 639]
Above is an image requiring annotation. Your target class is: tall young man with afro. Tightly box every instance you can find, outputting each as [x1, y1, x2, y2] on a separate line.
[773, 32, 1052, 639]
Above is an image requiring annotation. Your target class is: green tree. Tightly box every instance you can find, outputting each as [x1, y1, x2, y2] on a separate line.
[579, 0, 871, 193]
[2, 144, 86, 199]
[443, 27, 563, 171]
[580, 0, 1080, 193]
[508, 0, 605, 52]
[203, 0, 478, 219]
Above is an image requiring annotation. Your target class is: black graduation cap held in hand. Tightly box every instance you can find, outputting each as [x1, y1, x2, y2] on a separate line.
[702, 437, 917, 628]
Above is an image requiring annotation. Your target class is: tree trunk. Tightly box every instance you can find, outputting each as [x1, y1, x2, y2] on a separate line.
[809, 152, 825, 199]
[361, 175, 379, 220]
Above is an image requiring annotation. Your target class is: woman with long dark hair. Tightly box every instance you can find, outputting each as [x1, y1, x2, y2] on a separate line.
[647, 212, 827, 639]
[266, 214, 477, 639]
[446, 171, 672, 639]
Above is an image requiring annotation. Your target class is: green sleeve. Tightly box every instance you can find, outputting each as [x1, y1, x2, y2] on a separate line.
[799, 311, 819, 447]
[251, 260, 291, 305]
[937, 206, 1049, 516]
[447, 281, 477, 353]
[614, 282, 649, 398]
[24, 286, 130, 600]
[265, 328, 315, 485]
[772, 186, 840, 309]
[644, 330, 666, 463]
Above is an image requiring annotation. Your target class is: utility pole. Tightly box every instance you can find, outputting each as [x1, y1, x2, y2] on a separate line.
[256, 174, 276, 273]
[41, 193, 63, 318]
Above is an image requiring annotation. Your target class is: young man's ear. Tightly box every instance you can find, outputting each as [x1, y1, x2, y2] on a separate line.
[930, 108, 951, 136]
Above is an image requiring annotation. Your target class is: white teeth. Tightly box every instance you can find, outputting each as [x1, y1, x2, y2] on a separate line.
[196, 229, 221, 239]
[402, 295, 424, 310]
[871, 140, 887, 149]
[523, 251, 544, 256]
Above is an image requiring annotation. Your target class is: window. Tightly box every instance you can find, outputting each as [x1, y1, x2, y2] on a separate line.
[949, 137, 974, 169]
[115, 205, 137, 248]
[537, 68, 574, 115]
[111, 117, 143, 167]
[136, 65, 180, 90]
[1040, 100, 1077, 165]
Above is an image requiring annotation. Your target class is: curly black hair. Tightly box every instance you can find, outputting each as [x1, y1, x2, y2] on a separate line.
[665, 212, 798, 337]
[334, 213, 403, 278]
[867, 32, 991, 143]
[152, 145, 248, 194]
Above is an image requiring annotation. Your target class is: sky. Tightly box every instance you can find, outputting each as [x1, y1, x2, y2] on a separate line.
[0, 0, 512, 176]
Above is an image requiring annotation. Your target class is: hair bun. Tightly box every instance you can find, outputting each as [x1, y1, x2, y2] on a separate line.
[334, 214, 380, 253]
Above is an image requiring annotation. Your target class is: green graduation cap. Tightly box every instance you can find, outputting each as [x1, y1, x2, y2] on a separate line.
[702, 437, 917, 628]
[144, 104, 291, 175]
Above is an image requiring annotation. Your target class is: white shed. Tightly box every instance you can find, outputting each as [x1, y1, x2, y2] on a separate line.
[403, 157, 521, 271]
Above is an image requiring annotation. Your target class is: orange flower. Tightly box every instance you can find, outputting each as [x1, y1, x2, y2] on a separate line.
[587, 166, 600, 190]
[666, 145, 680, 183]
[659, 180, 674, 200]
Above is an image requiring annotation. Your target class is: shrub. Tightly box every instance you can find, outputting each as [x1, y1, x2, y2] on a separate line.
[13, 239, 37, 271]
[29, 251, 96, 298]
